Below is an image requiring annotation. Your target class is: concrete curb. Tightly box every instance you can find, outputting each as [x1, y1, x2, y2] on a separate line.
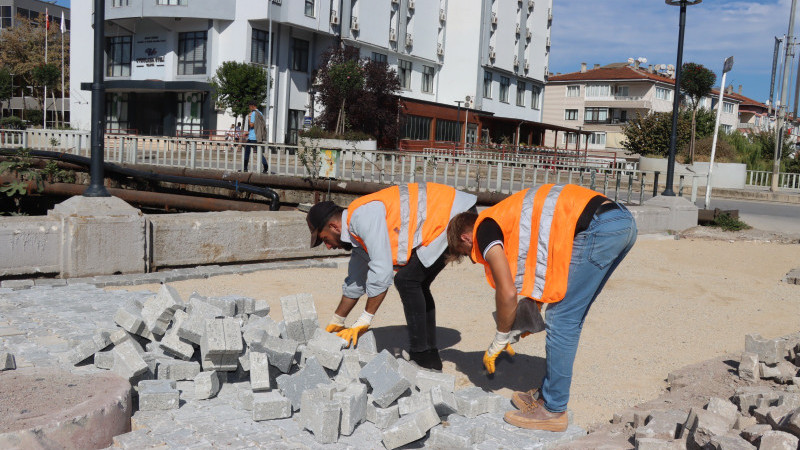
[711, 188, 800, 204]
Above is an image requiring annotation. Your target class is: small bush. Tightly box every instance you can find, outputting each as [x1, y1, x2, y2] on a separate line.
[710, 213, 751, 231]
[0, 116, 25, 129]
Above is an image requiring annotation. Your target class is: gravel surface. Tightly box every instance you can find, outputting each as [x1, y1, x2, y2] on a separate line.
[113, 226, 800, 429]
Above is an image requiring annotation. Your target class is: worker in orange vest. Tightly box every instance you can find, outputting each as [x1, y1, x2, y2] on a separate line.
[307, 182, 476, 371]
[446, 184, 637, 431]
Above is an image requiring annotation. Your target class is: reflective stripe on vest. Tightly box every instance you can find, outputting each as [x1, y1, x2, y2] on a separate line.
[532, 184, 564, 299]
[397, 184, 411, 265]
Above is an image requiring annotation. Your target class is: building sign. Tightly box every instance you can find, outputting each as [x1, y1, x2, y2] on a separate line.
[318, 149, 340, 179]
[133, 35, 166, 78]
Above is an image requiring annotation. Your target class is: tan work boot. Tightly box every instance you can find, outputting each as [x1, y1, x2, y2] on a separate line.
[504, 398, 568, 432]
[511, 388, 539, 410]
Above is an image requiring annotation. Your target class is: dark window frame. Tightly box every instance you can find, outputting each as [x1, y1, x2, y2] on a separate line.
[291, 38, 309, 72]
[177, 31, 208, 75]
[106, 36, 132, 77]
[499, 76, 510, 103]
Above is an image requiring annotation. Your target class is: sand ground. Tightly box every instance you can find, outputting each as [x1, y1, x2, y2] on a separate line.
[112, 230, 800, 428]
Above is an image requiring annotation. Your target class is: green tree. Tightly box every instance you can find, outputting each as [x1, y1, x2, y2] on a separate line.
[680, 62, 716, 164]
[0, 68, 12, 118]
[210, 61, 270, 125]
[622, 111, 691, 158]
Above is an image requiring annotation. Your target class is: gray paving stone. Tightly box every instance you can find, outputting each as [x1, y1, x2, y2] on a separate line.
[160, 309, 196, 360]
[141, 284, 184, 336]
[334, 349, 362, 384]
[430, 384, 458, 416]
[300, 386, 341, 444]
[33, 278, 67, 287]
[112, 339, 150, 380]
[0, 279, 34, 289]
[253, 391, 292, 421]
[276, 356, 329, 411]
[279, 293, 319, 344]
[396, 357, 419, 388]
[1, 352, 16, 370]
[66, 331, 111, 365]
[684, 408, 733, 448]
[249, 350, 271, 391]
[202, 295, 238, 317]
[252, 298, 270, 317]
[745, 333, 787, 365]
[200, 353, 238, 372]
[759, 430, 798, 449]
[381, 402, 439, 449]
[178, 297, 226, 346]
[305, 328, 347, 370]
[251, 334, 299, 373]
[359, 350, 412, 408]
[366, 396, 400, 430]
[242, 316, 281, 347]
[356, 330, 378, 363]
[194, 370, 221, 400]
[738, 352, 760, 381]
[157, 360, 201, 381]
[334, 382, 368, 436]
[455, 386, 497, 418]
[93, 350, 113, 370]
[707, 397, 738, 428]
[415, 369, 455, 393]
[635, 409, 689, 443]
[200, 317, 242, 372]
[138, 379, 180, 410]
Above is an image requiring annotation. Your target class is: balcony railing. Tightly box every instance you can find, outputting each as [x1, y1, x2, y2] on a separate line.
[584, 118, 629, 125]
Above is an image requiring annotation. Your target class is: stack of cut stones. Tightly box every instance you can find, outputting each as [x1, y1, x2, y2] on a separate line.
[617, 332, 800, 449]
[64, 285, 512, 448]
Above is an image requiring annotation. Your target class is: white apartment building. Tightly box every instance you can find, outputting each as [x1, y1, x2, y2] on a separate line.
[69, 0, 559, 147]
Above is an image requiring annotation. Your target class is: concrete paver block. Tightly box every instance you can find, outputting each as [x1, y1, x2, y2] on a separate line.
[357, 330, 378, 359]
[238, 348, 251, 372]
[334, 383, 368, 436]
[396, 357, 419, 387]
[381, 402, 440, 449]
[111, 339, 149, 380]
[1, 352, 16, 370]
[745, 333, 786, 365]
[253, 391, 292, 421]
[429, 416, 486, 448]
[252, 299, 270, 317]
[67, 331, 111, 365]
[94, 350, 113, 370]
[759, 430, 798, 449]
[202, 295, 237, 317]
[415, 369, 455, 393]
[138, 379, 180, 410]
[141, 284, 184, 336]
[242, 316, 281, 347]
[156, 360, 200, 381]
[249, 351, 271, 391]
[276, 356, 329, 411]
[398, 392, 435, 416]
[635, 409, 688, 443]
[200, 318, 243, 370]
[708, 433, 756, 450]
[251, 334, 299, 373]
[738, 352, 760, 381]
[430, 385, 458, 416]
[734, 386, 779, 415]
[194, 370, 221, 400]
[366, 395, 400, 430]
[305, 328, 347, 370]
[455, 386, 494, 418]
[159, 310, 196, 361]
[177, 297, 225, 345]
[279, 293, 319, 343]
[300, 387, 341, 444]
[113, 305, 154, 340]
[635, 438, 688, 450]
[334, 350, 362, 384]
[359, 350, 412, 408]
[685, 408, 733, 449]
[200, 353, 239, 372]
[706, 397, 739, 428]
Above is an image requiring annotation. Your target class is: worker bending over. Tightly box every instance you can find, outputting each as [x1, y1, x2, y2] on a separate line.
[446, 183, 636, 431]
[307, 182, 476, 371]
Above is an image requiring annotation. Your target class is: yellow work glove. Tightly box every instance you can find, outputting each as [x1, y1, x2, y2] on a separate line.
[325, 314, 346, 333]
[483, 330, 515, 374]
[336, 310, 374, 348]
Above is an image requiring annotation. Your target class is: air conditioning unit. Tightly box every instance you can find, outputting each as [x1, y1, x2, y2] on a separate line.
[389, 29, 397, 42]
[524, 60, 530, 71]
[437, 43, 444, 56]
[528, 0, 535, 10]
[513, 56, 519, 67]
[330, 11, 339, 25]
[439, 9, 446, 22]
[488, 46, 496, 60]
[546, 36, 551, 47]
[351, 17, 359, 31]
[405, 34, 413, 47]
[515, 23, 520, 35]
[408, 0, 415, 9]
[465, 95, 472, 108]
[526, 29, 532, 40]
[491, 13, 497, 26]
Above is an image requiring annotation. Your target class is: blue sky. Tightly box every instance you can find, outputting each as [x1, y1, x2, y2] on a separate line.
[550, 0, 794, 104]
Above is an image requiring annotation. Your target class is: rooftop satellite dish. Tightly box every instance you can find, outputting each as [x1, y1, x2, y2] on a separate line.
[638, 57, 648, 64]
[660, 64, 667, 70]
[627, 57, 634, 65]
[668, 64, 675, 70]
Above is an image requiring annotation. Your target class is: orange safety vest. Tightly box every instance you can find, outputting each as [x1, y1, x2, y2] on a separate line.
[470, 184, 603, 303]
[347, 182, 457, 266]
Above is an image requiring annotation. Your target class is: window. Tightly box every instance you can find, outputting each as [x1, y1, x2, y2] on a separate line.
[619, 110, 628, 123]
[564, 109, 578, 120]
[588, 132, 606, 146]
[421, 65, 434, 93]
[530, 85, 541, 110]
[16, 8, 39, 25]
[177, 92, 204, 135]
[566, 85, 580, 97]
[112, 0, 129, 6]
[371, 52, 387, 64]
[106, 36, 132, 77]
[616, 85, 629, 97]
[499, 76, 510, 103]
[398, 59, 412, 90]
[403, 115, 432, 140]
[305, 0, 315, 17]
[435, 119, 462, 142]
[721, 124, 732, 133]
[723, 102, 734, 114]
[291, 38, 309, 72]
[251, 29, 273, 65]
[287, 109, 304, 145]
[105, 93, 129, 131]
[584, 107, 608, 123]
[585, 84, 611, 98]
[483, 71, 492, 98]
[516, 81, 526, 106]
[157, 0, 187, 5]
[562, 132, 578, 145]
[1, 6, 12, 29]
[655, 87, 672, 101]
[177, 31, 207, 75]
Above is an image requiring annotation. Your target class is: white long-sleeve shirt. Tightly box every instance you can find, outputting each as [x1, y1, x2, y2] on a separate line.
[341, 190, 477, 298]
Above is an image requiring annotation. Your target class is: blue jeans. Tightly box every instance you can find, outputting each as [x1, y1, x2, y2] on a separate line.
[243, 139, 268, 172]
[540, 203, 637, 413]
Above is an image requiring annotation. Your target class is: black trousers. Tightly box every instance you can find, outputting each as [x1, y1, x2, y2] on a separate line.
[243, 139, 268, 172]
[394, 250, 447, 353]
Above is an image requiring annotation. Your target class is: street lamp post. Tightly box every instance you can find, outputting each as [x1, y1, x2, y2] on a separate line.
[705, 56, 734, 209]
[663, 0, 702, 197]
[84, 0, 110, 197]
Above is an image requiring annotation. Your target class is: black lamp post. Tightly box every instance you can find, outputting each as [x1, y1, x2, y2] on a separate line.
[662, 0, 702, 196]
[84, 0, 110, 197]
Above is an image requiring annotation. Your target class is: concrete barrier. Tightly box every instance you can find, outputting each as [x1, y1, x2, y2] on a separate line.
[0, 216, 61, 277]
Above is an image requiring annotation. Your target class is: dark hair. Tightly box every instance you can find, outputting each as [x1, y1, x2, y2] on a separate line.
[248, 100, 258, 107]
[445, 211, 479, 264]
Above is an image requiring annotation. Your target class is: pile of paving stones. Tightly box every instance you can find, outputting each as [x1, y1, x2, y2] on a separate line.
[605, 332, 800, 449]
[63, 284, 584, 449]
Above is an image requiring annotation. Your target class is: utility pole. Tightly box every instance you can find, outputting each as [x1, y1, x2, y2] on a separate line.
[773, 0, 797, 192]
[84, 0, 109, 197]
[770, 37, 782, 116]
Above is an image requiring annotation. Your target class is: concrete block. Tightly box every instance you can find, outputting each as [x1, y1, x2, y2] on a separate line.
[156, 360, 200, 381]
[759, 430, 798, 449]
[635, 438, 688, 450]
[238, 348, 251, 372]
[398, 392, 434, 416]
[0, 279, 35, 289]
[357, 330, 378, 359]
[707, 397, 739, 428]
[366, 396, 400, 430]
[239, 389, 254, 411]
[109, 328, 144, 349]
[333, 383, 368, 436]
[200, 353, 238, 372]
[202, 295, 237, 317]
[242, 316, 281, 347]
[141, 284, 184, 336]
[685, 408, 733, 448]
[193, 370, 221, 400]
[279, 293, 318, 344]
[745, 333, 786, 365]
[177, 297, 225, 345]
[276, 356, 329, 411]
[430, 385, 458, 416]
[251, 334, 299, 373]
[94, 351, 113, 370]
[249, 351, 271, 391]
[635, 409, 688, 442]
[253, 391, 292, 421]
[415, 370, 455, 393]
[113, 305, 154, 340]
[643, 195, 698, 232]
[734, 386, 779, 415]
[766, 403, 798, 429]
[738, 352, 760, 381]
[740, 423, 773, 444]
[200, 317, 243, 360]
[1, 352, 16, 370]
[396, 358, 419, 388]
[429, 415, 486, 447]
[305, 328, 347, 370]
[138, 379, 180, 410]
[111, 339, 149, 380]
[709, 433, 756, 450]
[381, 402, 440, 449]
[359, 350, 412, 408]
[67, 331, 111, 365]
[300, 387, 341, 444]
[334, 350, 362, 384]
[252, 299, 270, 317]
[455, 386, 494, 418]
[159, 309, 195, 360]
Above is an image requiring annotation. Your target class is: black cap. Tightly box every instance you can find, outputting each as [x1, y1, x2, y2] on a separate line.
[306, 201, 340, 248]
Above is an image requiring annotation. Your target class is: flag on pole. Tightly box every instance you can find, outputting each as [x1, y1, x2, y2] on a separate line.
[60, 11, 65, 34]
[46, 8, 50, 30]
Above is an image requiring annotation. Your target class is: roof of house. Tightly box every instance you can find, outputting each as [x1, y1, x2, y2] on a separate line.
[547, 65, 676, 84]
[710, 89, 766, 108]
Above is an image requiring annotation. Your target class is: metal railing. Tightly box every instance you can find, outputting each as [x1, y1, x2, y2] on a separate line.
[746, 170, 800, 190]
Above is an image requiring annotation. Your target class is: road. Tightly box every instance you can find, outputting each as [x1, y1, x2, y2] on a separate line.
[695, 197, 800, 234]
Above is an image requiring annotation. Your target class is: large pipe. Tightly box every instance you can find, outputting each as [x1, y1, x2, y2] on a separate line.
[0, 176, 271, 212]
